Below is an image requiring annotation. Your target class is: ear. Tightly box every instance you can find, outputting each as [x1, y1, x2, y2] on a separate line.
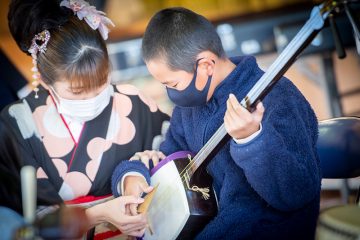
[197, 53, 216, 76]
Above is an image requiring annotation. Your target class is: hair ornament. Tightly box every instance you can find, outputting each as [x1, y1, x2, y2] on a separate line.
[27, 30, 51, 99]
[60, 0, 115, 40]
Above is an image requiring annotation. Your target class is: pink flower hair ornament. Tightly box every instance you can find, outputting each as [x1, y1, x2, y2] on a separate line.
[60, 0, 115, 40]
[27, 30, 51, 98]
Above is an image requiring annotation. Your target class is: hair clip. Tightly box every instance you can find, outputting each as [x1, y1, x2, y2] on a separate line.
[60, 0, 115, 40]
[28, 30, 51, 99]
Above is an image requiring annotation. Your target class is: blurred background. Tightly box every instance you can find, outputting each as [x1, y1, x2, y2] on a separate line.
[0, 0, 359, 208]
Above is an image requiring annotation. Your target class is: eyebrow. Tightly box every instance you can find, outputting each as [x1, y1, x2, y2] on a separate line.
[161, 80, 173, 85]
[67, 87, 84, 94]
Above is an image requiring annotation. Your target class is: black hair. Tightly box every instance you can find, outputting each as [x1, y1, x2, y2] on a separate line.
[8, 0, 110, 92]
[142, 7, 226, 73]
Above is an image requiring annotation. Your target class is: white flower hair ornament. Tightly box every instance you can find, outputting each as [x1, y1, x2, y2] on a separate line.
[60, 0, 115, 40]
[27, 0, 114, 99]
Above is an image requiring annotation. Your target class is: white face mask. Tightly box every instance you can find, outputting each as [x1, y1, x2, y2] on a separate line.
[50, 85, 114, 122]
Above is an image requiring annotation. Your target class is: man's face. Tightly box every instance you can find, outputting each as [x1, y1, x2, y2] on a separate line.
[146, 58, 209, 92]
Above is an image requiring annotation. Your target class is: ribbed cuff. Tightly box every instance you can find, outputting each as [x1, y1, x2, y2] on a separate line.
[111, 160, 150, 197]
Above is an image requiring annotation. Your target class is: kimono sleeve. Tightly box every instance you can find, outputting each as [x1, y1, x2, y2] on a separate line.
[0, 117, 23, 213]
[0, 111, 62, 214]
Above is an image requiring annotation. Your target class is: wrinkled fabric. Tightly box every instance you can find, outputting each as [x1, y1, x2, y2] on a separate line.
[160, 56, 321, 239]
[0, 84, 168, 213]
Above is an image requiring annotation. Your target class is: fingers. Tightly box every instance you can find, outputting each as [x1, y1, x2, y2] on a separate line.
[151, 154, 159, 168]
[139, 179, 153, 194]
[228, 94, 242, 111]
[120, 195, 144, 206]
[124, 176, 153, 201]
[141, 155, 151, 169]
[127, 183, 152, 216]
[125, 204, 131, 215]
[129, 151, 166, 169]
[226, 94, 264, 123]
[224, 94, 265, 139]
[130, 151, 150, 169]
[129, 153, 141, 161]
[105, 197, 148, 235]
[130, 153, 150, 170]
[226, 97, 237, 122]
[120, 212, 146, 225]
[150, 151, 166, 167]
[228, 94, 251, 120]
[141, 185, 154, 194]
[106, 210, 146, 232]
[225, 94, 247, 131]
[120, 219, 147, 233]
[128, 228, 146, 237]
[158, 152, 166, 159]
[256, 101, 264, 111]
[253, 101, 265, 122]
[129, 203, 139, 216]
[118, 195, 143, 216]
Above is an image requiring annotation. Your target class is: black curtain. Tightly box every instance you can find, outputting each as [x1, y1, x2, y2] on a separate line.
[0, 49, 28, 111]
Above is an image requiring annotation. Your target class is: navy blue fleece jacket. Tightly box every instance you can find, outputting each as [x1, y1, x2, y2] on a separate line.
[112, 56, 321, 239]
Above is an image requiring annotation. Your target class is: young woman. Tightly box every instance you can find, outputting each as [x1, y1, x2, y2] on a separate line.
[1, 0, 168, 238]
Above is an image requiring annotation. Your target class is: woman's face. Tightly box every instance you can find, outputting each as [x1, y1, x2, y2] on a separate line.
[49, 80, 109, 100]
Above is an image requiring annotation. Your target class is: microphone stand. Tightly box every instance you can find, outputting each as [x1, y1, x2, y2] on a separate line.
[14, 166, 89, 240]
[344, 1, 360, 54]
[15, 166, 37, 240]
[322, 0, 360, 203]
[328, 0, 360, 58]
[329, 13, 346, 58]
[344, 2, 360, 40]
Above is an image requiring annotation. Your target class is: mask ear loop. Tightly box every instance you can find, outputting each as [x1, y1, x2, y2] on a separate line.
[192, 58, 216, 85]
[48, 86, 61, 106]
[193, 58, 216, 71]
[176, 58, 216, 93]
[28, 30, 51, 99]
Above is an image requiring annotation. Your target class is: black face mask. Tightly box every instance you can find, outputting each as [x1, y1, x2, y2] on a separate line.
[166, 59, 214, 107]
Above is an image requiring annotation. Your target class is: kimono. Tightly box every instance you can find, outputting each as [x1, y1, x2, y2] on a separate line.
[0, 84, 169, 216]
